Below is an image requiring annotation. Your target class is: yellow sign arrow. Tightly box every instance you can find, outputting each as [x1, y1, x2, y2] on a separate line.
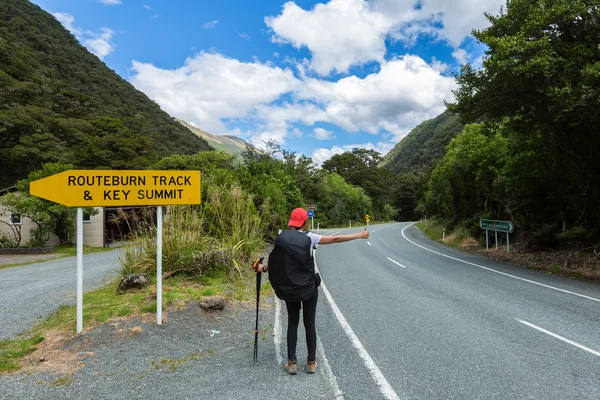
[30, 170, 201, 207]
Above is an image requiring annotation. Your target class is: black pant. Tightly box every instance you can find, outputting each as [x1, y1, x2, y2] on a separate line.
[285, 290, 318, 362]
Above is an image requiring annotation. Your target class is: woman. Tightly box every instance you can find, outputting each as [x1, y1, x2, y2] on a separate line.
[258, 208, 369, 374]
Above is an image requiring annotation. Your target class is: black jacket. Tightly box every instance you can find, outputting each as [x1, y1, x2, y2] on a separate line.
[267, 230, 316, 302]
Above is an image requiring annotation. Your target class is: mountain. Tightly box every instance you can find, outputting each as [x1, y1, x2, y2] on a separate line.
[380, 110, 464, 175]
[175, 119, 251, 160]
[0, 0, 212, 188]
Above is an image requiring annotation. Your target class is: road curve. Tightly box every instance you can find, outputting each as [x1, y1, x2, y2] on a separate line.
[314, 222, 600, 400]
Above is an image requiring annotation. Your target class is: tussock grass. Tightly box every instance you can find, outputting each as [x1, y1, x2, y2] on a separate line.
[120, 186, 266, 280]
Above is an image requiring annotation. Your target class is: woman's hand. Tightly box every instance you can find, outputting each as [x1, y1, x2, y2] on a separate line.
[357, 227, 369, 239]
[257, 263, 267, 272]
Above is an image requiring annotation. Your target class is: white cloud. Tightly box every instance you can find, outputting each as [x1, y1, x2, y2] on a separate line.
[265, 0, 399, 76]
[311, 141, 395, 166]
[53, 13, 116, 59]
[83, 28, 115, 59]
[266, 0, 504, 75]
[144, 4, 151, 10]
[129, 52, 300, 134]
[296, 55, 456, 135]
[246, 102, 327, 146]
[452, 48, 469, 65]
[430, 57, 449, 74]
[98, 0, 121, 4]
[313, 127, 334, 140]
[312, 147, 345, 166]
[53, 12, 82, 36]
[292, 128, 303, 137]
[239, 32, 250, 40]
[372, 0, 504, 47]
[203, 20, 219, 29]
[128, 50, 454, 151]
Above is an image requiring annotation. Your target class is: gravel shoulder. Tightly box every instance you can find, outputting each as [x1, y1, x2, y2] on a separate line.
[0, 296, 334, 400]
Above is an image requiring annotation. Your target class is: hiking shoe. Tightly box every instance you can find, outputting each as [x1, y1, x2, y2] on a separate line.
[306, 360, 318, 374]
[284, 359, 297, 375]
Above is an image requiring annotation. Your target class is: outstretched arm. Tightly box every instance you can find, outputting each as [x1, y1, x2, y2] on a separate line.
[319, 227, 369, 244]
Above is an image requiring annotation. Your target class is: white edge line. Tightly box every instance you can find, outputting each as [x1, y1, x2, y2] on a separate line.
[275, 295, 345, 399]
[367, 241, 372, 246]
[315, 254, 401, 400]
[387, 257, 407, 269]
[401, 223, 600, 303]
[517, 319, 600, 357]
[274, 297, 283, 366]
[316, 331, 345, 399]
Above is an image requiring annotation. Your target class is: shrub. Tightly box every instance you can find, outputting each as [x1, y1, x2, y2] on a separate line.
[120, 185, 266, 280]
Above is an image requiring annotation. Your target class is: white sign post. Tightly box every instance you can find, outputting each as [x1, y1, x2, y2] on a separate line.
[76, 207, 83, 333]
[157, 206, 163, 325]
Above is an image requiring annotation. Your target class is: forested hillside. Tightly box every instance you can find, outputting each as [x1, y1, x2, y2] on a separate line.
[0, 0, 212, 188]
[380, 110, 463, 175]
[426, 0, 599, 247]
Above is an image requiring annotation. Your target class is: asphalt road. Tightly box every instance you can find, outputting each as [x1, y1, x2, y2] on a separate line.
[314, 222, 600, 400]
[0, 249, 122, 340]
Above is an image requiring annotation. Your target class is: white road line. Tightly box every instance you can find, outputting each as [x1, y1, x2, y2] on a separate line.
[274, 297, 283, 365]
[367, 241, 372, 246]
[274, 296, 344, 397]
[315, 255, 401, 400]
[387, 257, 407, 269]
[316, 331, 345, 399]
[401, 223, 600, 303]
[518, 320, 600, 358]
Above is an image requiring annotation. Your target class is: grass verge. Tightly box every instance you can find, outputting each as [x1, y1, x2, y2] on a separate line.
[0, 246, 117, 270]
[54, 245, 117, 257]
[416, 219, 600, 281]
[0, 265, 272, 374]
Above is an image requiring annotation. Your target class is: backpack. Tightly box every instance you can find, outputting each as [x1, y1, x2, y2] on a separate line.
[267, 230, 316, 302]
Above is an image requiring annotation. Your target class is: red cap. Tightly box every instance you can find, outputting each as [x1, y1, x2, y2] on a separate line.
[288, 208, 308, 228]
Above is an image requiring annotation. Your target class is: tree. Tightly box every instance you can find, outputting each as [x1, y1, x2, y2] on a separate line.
[152, 150, 235, 174]
[422, 124, 508, 225]
[318, 173, 372, 226]
[0, 162, 96, 245]
[450, 0, 600, 241]
[322, 148, 396, 215]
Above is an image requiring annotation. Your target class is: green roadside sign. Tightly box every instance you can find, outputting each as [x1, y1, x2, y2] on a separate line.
[480, 219, 514, 233]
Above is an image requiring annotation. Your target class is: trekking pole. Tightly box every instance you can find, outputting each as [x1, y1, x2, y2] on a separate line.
[252, 256, 264, 361]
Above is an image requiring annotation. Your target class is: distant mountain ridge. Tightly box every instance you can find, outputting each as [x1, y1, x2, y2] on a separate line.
[381, 110, 464, 175]
[176, 119, 253, 159]
[0, 0, 212, 187]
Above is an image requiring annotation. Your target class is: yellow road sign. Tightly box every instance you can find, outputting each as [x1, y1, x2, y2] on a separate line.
[365, 213, 370, 222]
[30, 170, 201, 207]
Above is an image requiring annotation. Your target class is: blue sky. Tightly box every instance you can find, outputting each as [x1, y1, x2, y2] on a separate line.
[32, 0, 503, 165]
